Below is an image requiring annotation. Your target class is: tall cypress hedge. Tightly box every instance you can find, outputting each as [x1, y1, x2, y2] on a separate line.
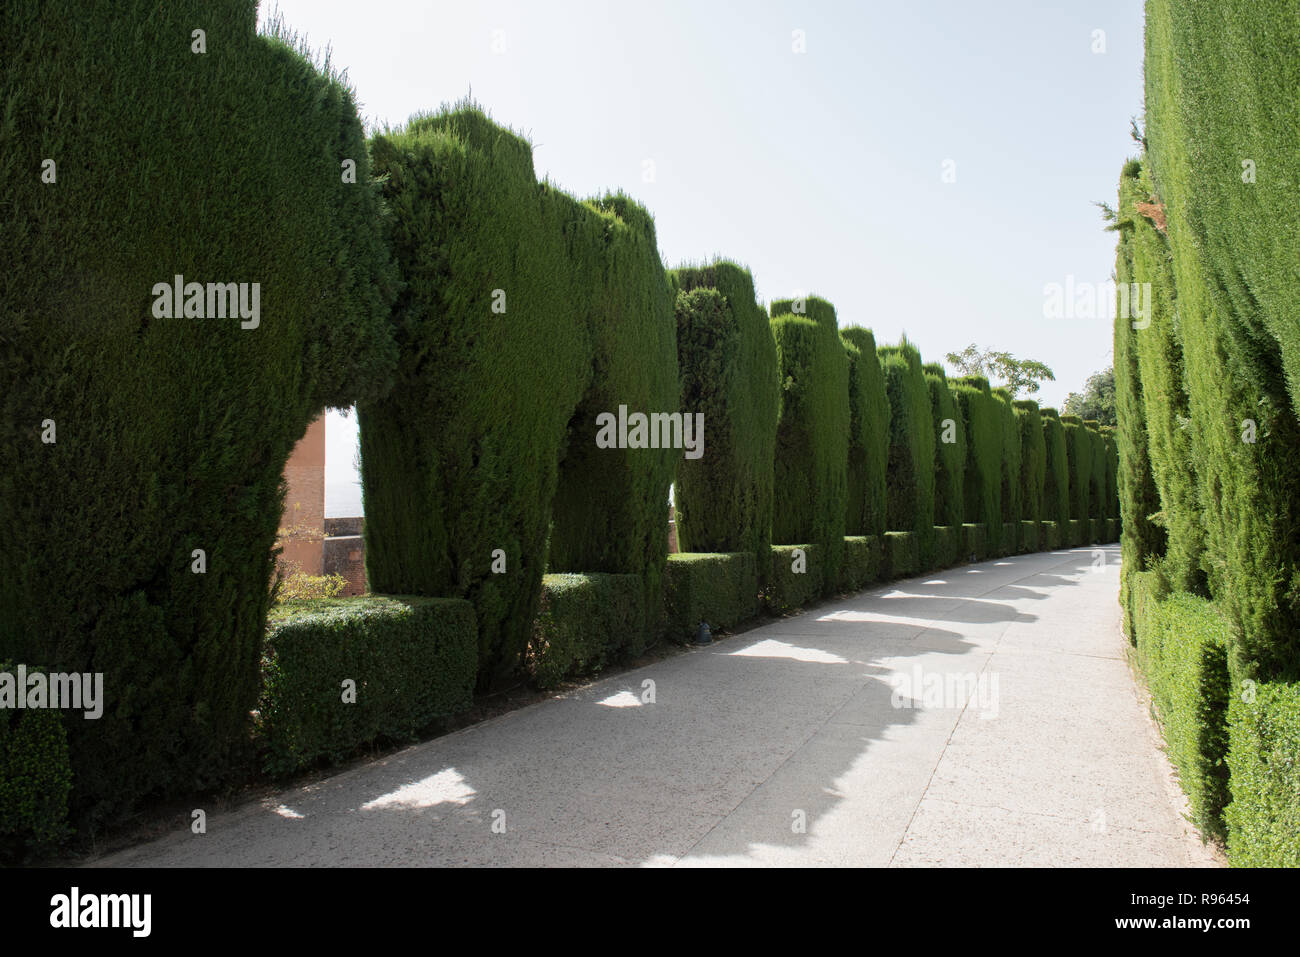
[994, 389, 1022, 526]
[1040, 408, 1071, 532]
[0, 2, 399, 827]
[951, 376, 1003, 551]
[670, 262, 780, 575]
[877, 338, 936, 564]
[1014, 400, 1046, 525]
[360, 106, 590, 689]
[547, 195, 679, 654]
[842, 329, 891, 537]
[1060, 414, 1092, 523]
[924, 363, 965, 528]
[769, 297, 849, 592]
[1084, 422, 1107, 522]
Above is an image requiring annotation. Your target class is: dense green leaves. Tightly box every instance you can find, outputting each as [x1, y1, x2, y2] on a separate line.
[844, 330, 892, 536]
[878, 338, 936, 564]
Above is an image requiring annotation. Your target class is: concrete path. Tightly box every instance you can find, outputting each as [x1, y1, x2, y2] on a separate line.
[95, 545, 1220, 867]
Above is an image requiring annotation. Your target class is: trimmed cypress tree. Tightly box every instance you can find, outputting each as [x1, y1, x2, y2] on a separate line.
[1041, 408, 1071, 533]
[1060, 414, 1092, 525]
[0, 2, 399, 827]
[843, 328, 891, 537]
[670, 262, 780, 576]
[1014, 400, 1046, 525]
[1102, 429, 1120, 521]
[951, 376, 1002, 551]
[547, 194, 679, 655]
[994, 389, 1022, 527]
[877, 338, 936, 564]
[769, 297, 850, 592]
[1084, 421, 1107, 522]
[925, 364, 965, 528]
[360, 106, 591, 690]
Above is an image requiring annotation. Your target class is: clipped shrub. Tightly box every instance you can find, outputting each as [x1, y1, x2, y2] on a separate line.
[843, 329, 892, 537]
[932, 526, 960, 568]
[1019, 520, 1039, 553]
[529, 574, 645, 689]
[877, 338, 936, 564]
[1225, 679, 1300, 866]
[1084, 421, 1107, 522]
[360, 106, 591, 690]
[259, 596, 477, 775]
[951, 376, 1003, 554]
[1133, 582, 1231, 841]
[547, 194, 679, 658]
[662, 552, 759, 641]
[925, 364, 965, 529]
[1014, 400, 1046, 525]
[993, 389, 1022, 529]
[1060, 415, 1091, 531]
[1101, 427, 1121, 522]
[1040, 408, 1072, 533]
[882, 532, 919, 579]
[838, 536, 883, 592]
[770, 298, 849, 594]
[766, 545, 823, 614]
[0, 664, 74, 863]
[0, 2, 400, 826]
[962, 523, 988, 561]
[1041, 521, 1060, 550]
[671, 264, 780, 577]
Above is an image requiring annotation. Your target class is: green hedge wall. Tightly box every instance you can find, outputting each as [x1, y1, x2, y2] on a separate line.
[1132, 575, 1231, 841]
[839, 536, 883, 592]
[1040, 408, 1072, 535]
[662, 552, 759, 641]
[259, 596, 477, 775]
[528, 574, 645, 689]
[843, 330, 892, 537]
[993, 389, 1022, 528]
[925, 364, 965, 528]
[770, 298, 849, 594]
[1013, 400, 1046, 526]
[0, 2, 400, 827]
[932, 525, 961, 568]
[670, 264, 780, 578]
[878, 339, 936, 565]
[882, 532, 919, 580]
[1060, 415, 1091, 530]
[1084, 422, 1107, 521]
[1225, 679, 1300, 866]
[546, 194, 679, 658]
[766, 545, 823, 614]
[951, 376, 1003, 554]
[360, 107, 591, 690]
[1101, 428, 1120, 522]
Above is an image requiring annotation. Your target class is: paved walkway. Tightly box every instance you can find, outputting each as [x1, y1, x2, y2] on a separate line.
[95, 545, 1220, 867]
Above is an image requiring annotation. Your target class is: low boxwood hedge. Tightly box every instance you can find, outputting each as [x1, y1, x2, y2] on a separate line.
[259, 596, 477, 775]
[529, 574, 645, 689]
[1041, 521, 1060, 550]
[931, 526, 960, 569]
[766, 544, 823, 614]
[962, 523, 987, 562]
[882, 532, 918, 579]
[838, 536, 883, 592]
[663, 553, 759, 641]
[1225, 679, 1300, 866]
[1019, 520, 1039, 553]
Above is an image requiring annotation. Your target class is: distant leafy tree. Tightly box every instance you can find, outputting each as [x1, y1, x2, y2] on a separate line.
[1062, 367, 1117, 427]
[945, 344, 1056, 398]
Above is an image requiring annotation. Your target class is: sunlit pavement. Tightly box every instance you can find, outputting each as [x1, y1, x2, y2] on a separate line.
[94, 545, 1220, 868]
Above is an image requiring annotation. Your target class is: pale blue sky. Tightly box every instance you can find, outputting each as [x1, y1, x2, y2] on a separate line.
[261, 1, 1145, 515]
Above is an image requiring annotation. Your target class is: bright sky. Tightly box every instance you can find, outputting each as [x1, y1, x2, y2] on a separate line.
[263, 0, 1146, 516]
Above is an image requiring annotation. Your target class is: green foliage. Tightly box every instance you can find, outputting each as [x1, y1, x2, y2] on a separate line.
[0, 664, 74, 863]
[843, 329, 892, 536]
[881, 532, 919, 579]
[963, 523, 988, 560]
[546, 194, 679, 658]
[1225, 679, 1300, 866]
[1013, 400, 1046, 525]
[944, 344, 1056, 397]
[838, 536, 883, 592]
[994, 389, 1022, 526]
[662, 553, 759, 640]
[259, 596, 477, 775]
[1040, 521, 1060, 551]
[1062, 367, 1117, 427]
[950, 376, 1003, 553]
[932, 525, 961, 568]
[877, 338, 936, 563]
[670, 264, 780, 575]
[0, 1, 400, 827]
[1040, 408, 1072, 534]
[1145, 0, 1300, 681]
[1131, 576, 1231, 841]
[1018, 521, 1039, 553]
[528, 574, 645, 689]
[1060, 415, 1092, 527]
[766, 545, 823, 614]
[925, 364, 965, 528]
[769, 298, 849, 594]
